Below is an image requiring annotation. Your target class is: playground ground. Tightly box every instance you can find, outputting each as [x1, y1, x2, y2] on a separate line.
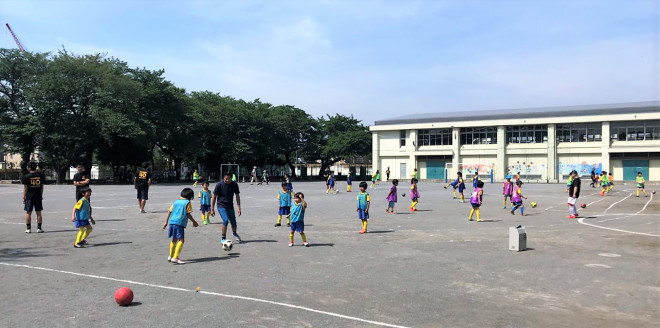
[0, 180, 658, 327]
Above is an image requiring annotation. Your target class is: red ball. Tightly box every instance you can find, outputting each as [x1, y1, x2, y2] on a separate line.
[580, 203, 587, 208]
[115, 287, 134, 306]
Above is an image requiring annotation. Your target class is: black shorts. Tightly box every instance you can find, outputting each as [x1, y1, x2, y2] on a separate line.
[24, 199, 43, 212]
[137, 187, 149, 200]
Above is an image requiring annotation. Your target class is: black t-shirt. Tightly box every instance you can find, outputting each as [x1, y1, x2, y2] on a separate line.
[134, 169, 152, 189]
[569, 177, 581, 198]
[22, 172, 46, 200]
[73, 172, 89, 193]
[213, 180, 240, 208]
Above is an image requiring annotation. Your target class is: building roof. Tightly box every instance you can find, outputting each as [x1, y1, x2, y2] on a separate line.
[373, 101, 660, 126]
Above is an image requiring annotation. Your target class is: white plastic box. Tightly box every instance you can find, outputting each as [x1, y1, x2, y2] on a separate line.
[509, 226, 527, 251]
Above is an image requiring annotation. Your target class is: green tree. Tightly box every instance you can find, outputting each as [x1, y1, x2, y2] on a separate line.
[0, 49, 48, 173]
[304, 114, 371, 177]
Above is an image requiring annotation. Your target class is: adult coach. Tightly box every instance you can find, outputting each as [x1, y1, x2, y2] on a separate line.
[211, 172, 242, 244]
[22, 162, 46, 233]
[134, 162, 152, 213]
[73, 163, 90, 201]
[567, 170, 581, 219]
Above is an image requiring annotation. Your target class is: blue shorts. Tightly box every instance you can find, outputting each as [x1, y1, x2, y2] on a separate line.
[458, 185, 465, 193]
[24, 199, 43, 212]
[290, 221, 304, 232]
[200, 204, 211, 212]
[470, 203, 481, 209]
[388, 201, 395, 208]
[218, 207, 237, 227]
[136, 187, 149, 200]
[358, 209, 369, 220]
[74, 219, 90, 228]
[278, 206, 290, 216]
[168, 224, 185, 239]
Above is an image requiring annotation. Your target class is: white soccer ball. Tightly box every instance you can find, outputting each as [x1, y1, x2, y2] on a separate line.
[222, 240, 233, 251]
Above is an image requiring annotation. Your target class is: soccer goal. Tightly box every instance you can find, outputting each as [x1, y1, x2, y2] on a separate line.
[220, 164, 240, 182]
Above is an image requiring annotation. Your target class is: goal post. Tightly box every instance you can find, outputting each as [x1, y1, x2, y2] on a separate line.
[220, 164, 240, 182]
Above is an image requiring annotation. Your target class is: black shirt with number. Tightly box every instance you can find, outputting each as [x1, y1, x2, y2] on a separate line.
[569, 177, 581, 198]
[73, 172, 89, 195]
[22, 172, 46, 200]
[135, 169, 152, 189]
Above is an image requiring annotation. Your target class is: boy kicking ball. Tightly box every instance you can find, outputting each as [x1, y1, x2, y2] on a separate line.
[163, 188, 199, 264]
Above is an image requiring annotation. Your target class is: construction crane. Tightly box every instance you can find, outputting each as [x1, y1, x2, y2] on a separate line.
[5, 23, 26, 52]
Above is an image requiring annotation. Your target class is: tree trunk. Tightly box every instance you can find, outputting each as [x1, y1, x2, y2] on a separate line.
[318, 159, 332, 178]
[57, 165, 69, 184]
[174, 157, 182, 181]
[284, 151, 296, 178]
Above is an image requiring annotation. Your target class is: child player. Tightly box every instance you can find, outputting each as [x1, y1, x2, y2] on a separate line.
[284, 174, 293, 193]
[275, 182, 292, 227]
[162, 188, 199, 264]
[444, 172, 466, 202]
[599, 171, 609, 196]
[468, 180, 484, 221]
[502, 174, 514, 209]
[385, 179, 398, 214]
[357, 182, 370, 233]
[72, 187, 95, 248]
[327, 172, 337, 194]
[636, 172, 647, 197]
[192, 169, 199, 187]
[472, 171, 480, 188]
[607, 172, 614, 192]
[22, 161, 46, 233]
[198, 181, 212, 225]
[567, 170, 581, 219]
[288, 192, 308, 247]
[510, 180, 527, 216]
[409, 178, 420, 211]
[346, 171, 353, 192]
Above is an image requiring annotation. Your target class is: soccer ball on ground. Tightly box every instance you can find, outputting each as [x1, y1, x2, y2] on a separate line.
[530, 202, 537, 208]
[222, 240, 233, 251]
[581, 203, 587, 208]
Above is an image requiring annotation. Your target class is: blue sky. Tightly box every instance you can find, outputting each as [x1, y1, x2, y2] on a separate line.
[1, 0, 658, 125]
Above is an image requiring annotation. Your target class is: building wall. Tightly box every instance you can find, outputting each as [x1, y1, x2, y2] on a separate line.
[370, 108, 660, 182]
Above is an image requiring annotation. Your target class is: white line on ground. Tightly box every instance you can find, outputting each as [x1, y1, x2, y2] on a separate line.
[577, 217, 660, 237]
[635, 193, 654, 214]
[0, 262, 410, 328]
[603, 193, 634, 213]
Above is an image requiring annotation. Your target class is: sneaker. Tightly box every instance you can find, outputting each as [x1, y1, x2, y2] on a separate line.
[459, 200, 465, 203]
[233, 233, 242, 243]
[79, 240, 88, 245]
[171, 258, 185, 264]
[413, 208, 418, 211]
[274, 223, 281, 227]
[468, 218, 473, 221]
[36, 228, 44, 233]
[359, 229, 366, 234]
[286, 222, 290, 227]
[409, 206, 414, 211]
[566, 215, 577, 219]
[452, 196, 457, 199]
[167, 256, 172, 262]
[443, 186, 448, 189]
[288, 242, 293, 247]
[221, 239, 226, 245]
[476, 218, 483, 222]
[510, 211, 515, 215]
[502, 206, 506, 209]
[25, 229, 31, 234]
[73, 243, 84, 248]
[303, 242, 309, 247]
[140, 209, 147, 213]
[203, 220, 208, 225]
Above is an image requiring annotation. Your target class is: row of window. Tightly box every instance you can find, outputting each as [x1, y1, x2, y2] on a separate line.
[408, 121, 659, 146]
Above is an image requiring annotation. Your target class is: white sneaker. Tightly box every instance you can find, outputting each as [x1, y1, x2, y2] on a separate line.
[303, 242, 309, 247]
[288, 243, 293, 247]
[25, 229, 31, 233]
[233, 233, 242, 243]
[37, 228, 44, 233]
[140, 209, 146, 213]
[167, 256, 172, 262]
[171, 258, 185, 264]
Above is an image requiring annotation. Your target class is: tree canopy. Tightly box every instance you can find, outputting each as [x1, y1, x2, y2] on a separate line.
[0, 48, 371, 182]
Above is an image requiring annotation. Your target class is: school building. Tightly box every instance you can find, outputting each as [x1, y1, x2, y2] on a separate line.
[369, 101, 660, 183]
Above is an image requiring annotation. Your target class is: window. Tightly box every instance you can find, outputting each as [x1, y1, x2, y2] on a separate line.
[556, 123, 602, 142]
[460, 127, 497, 145]
[400, 130, 406, 147]
[610, 120, 660, 141]
[506, 125, 548, 143]
[418, 128, 452, 146]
